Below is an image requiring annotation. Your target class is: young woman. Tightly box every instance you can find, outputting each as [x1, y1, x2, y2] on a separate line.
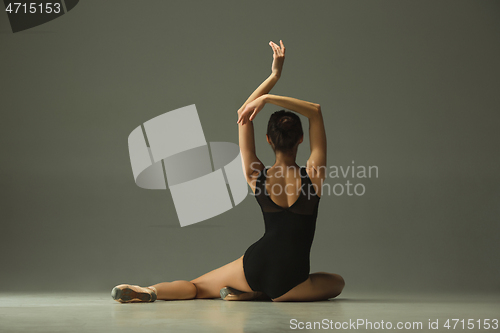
[111, 40, 344, 303]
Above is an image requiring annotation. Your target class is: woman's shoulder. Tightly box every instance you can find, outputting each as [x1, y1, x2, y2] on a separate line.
[304, 164, 324, 198]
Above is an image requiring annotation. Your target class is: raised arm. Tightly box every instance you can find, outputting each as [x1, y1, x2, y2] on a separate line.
[238, 40, 285, 191]
[240, 41, 285, 107]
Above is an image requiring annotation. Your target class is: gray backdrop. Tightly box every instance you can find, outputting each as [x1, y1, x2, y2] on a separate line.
[1, 0, 499, 294]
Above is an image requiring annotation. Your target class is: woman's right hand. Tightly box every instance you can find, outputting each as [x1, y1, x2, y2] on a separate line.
[270, 40, 285, 78]
[237, 95, 267, 125]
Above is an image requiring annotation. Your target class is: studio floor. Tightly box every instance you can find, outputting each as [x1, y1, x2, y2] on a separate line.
[0, 291, 498, 332]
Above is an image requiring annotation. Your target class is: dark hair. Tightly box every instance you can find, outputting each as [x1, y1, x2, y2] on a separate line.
[267, 110, 303, 153]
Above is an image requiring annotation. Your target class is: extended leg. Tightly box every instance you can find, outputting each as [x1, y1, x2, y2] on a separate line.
[152, 255, 252, 300]
[148, 280, 197, 300]
[112, 255, 254, 302]
[272, 272, 345, 302]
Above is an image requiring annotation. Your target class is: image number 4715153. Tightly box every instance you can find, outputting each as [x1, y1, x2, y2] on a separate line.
[5, 2, 62, 14]
[3, 0, 80, 33]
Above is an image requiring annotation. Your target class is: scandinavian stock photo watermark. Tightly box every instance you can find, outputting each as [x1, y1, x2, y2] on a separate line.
[250, 161, 378, 198]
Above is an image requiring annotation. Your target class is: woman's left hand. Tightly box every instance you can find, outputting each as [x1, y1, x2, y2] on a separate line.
[237, 95, 267, 125]
[270, 40, 285, 77]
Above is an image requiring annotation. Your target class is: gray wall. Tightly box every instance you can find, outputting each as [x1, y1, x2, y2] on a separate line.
[1, 0, 499, 294]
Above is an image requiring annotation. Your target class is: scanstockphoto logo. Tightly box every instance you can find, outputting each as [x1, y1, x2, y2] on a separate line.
[128, 105, 248, 228]
[3, 0, 79, 33]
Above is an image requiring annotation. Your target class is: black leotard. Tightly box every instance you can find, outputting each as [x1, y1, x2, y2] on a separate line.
[243, 166, 320, 299]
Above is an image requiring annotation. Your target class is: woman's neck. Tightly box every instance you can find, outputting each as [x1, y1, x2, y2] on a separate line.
[272, 150, 298, 168]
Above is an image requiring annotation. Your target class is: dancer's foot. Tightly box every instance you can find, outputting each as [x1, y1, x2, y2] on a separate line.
[220, 286, 268, 301]
[111, 284, 157, 303]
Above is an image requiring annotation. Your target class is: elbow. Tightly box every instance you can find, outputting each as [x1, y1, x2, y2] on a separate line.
[308, 104, 322, 120]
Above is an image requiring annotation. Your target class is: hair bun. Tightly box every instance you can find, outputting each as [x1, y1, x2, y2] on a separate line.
[278, 116, 293, 130]
[267, 109, 303, 153]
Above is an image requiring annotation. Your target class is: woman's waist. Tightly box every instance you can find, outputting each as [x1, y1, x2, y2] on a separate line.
[258, 232, 315, 249]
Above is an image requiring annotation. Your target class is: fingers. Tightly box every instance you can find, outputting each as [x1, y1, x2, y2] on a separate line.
[237, 112, 248, 125]
[276, 43, 282, 56]
[269, 41, 278, 56]
[237, 108, 246, 124]
[239, 108, 257, 125]
[241, 115, 249, 125]
[249, 110, 257, 121]
[269, 40, 285, 56]
[269, 40, 284, 57]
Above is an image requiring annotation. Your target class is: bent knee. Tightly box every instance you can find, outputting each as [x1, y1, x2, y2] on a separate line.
[334, 274, 345, 288]
[314, 272, 344, 298]
[330, 274, 345, 297]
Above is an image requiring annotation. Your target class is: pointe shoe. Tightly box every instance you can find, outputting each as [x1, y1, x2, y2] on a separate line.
[220, 286, 244, 300]
[220, 287, 268, 301]
[111, 284, 157, 303]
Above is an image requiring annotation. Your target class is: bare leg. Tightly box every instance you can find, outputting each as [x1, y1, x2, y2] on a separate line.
[271, 272, 345, 302]
[190, 255, 254, 299]
[148, 280, 197, 300]
[113, 255, 252, 303]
